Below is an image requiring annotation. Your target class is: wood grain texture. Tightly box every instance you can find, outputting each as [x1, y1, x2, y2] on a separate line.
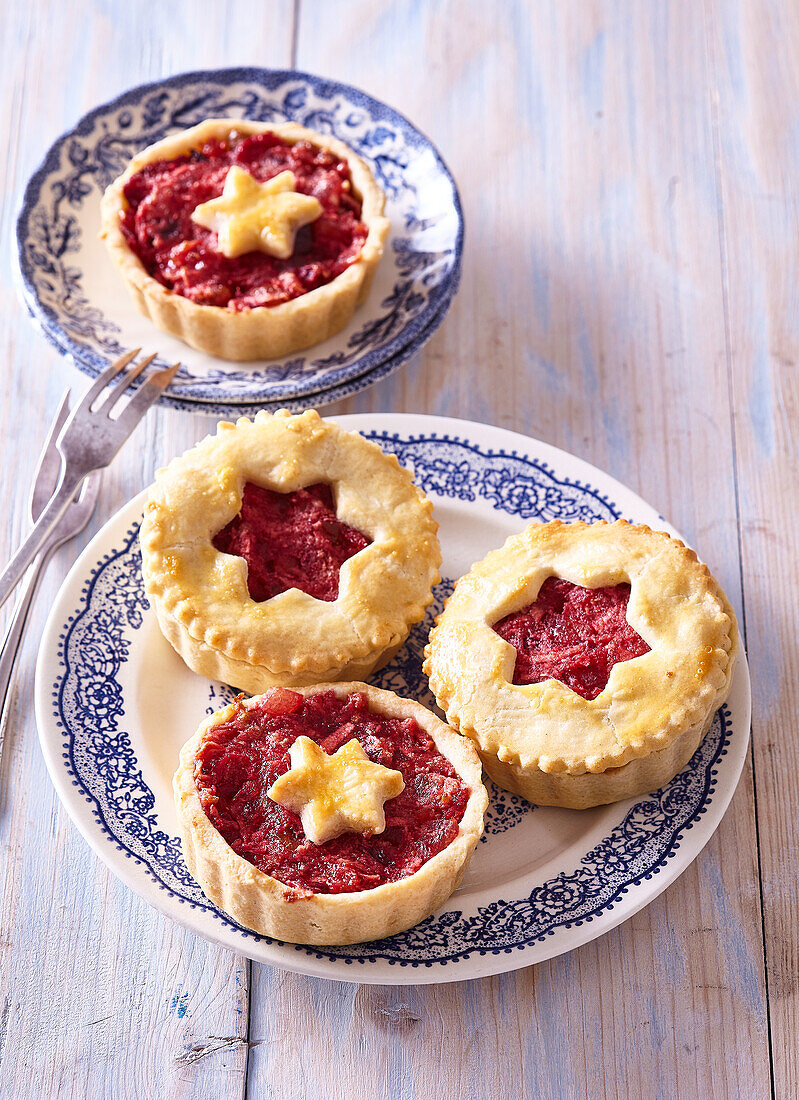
[0, 1, 294, 1096]
[706, 0, 799, 1094]
[0, 0, 794, 1096]
[251, 3, 773, 1096]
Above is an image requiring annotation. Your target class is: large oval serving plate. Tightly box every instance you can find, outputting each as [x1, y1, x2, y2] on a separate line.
[35, 415, 750, 984]
[17, 69, 463, 411]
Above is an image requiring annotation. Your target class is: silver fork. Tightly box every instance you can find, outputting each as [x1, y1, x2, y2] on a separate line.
[0, 394, 102, 747]
[0, 349, 179, 612]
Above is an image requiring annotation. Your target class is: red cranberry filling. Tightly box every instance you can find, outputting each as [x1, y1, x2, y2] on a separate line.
[194, 689, 470, 895]
[212, 482, 370, 603]
[492, 577, 651, 700]
[120, 131, 368, 310]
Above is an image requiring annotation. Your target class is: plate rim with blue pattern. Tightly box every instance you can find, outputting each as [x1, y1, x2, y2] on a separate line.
[34, 414, 751, 984]
[78, 258, 461, 418]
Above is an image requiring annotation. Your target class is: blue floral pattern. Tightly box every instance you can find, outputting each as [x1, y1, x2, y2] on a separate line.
[364, 433, 620, 522]
[17, 68, 463, 411]
[481, 782, 531, 837]
[51, 431, 736, 968]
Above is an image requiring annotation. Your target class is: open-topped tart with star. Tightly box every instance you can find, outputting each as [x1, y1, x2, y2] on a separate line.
[424, 520, 739, 810]
[140, 409, 441, 691]
[100, 118, 390, 360]
[174, 683, 487, 944]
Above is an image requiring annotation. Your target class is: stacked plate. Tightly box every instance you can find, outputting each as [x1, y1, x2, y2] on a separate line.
[16, 68, 463, 416]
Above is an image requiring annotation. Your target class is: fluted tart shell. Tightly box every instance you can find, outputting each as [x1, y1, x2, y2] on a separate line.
[174, 682, 488, 945]
[100, 118, 390, 360]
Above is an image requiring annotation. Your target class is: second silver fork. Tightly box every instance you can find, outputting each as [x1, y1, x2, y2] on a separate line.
[0, 394, 102, 749]
[0, 349, 179, 613]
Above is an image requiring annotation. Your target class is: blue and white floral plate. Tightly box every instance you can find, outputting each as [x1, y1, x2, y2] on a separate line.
[35, 415, 750, 984]
[16, 69, 463, 413]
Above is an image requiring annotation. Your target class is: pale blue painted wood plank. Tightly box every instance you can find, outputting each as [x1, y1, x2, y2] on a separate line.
[0, 0, 780, 1097]
[247, 2, 770, 1097]
[706, 1, 799, 1094]
[0, 1, 294, 1096]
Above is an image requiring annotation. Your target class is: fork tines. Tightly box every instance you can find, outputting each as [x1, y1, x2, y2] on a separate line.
[86, 349, 179, 416]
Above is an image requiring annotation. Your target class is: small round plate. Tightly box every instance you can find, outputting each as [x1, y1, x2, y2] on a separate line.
[35, 415, 750, 984]
[16, 69, 463, 411]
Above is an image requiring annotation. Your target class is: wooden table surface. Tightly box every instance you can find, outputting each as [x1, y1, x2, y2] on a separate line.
[1, 1, 796, 1096]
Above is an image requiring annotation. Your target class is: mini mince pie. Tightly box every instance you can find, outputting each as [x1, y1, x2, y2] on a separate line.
[100, 118, 390, 360]
[424, 520, 739, 810]
[140, 409, 441, 691]
[173, 683, 488, 944]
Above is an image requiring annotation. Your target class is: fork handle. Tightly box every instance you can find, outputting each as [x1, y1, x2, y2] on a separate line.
[0, 474, 83, 613]
[0, 550, 50, 751]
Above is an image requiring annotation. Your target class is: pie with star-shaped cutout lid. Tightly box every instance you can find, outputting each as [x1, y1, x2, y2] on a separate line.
[100, 118, 389, 360]
[173, 682, 488, 944]
[140, 409, 441, 691]
[423, 520, 739, 810]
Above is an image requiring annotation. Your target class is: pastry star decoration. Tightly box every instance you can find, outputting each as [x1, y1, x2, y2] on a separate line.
[191, 166, 322, 260]
[267, 735, 405, 846]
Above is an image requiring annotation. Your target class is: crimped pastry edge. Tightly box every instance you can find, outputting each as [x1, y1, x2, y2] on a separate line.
[100, 119, 390, 361]
[152, 600, 406, 694]
[141, 409, 441, 684]
[423, 520, 739, 793]
[173, 681, 488, 945]
[462, 677, 725, 809]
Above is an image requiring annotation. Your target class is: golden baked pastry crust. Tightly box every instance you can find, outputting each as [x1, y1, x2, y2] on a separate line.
[140, 409, 441, 691]
[173, 682, 488, 945]
[100, 118, 390, 360]
[423, 520, 739, 809]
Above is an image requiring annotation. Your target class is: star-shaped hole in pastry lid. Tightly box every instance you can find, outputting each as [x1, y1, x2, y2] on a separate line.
[492, 577, 651, 700]
[191, 166, 322, 260]
[267, 735, 405, 846]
